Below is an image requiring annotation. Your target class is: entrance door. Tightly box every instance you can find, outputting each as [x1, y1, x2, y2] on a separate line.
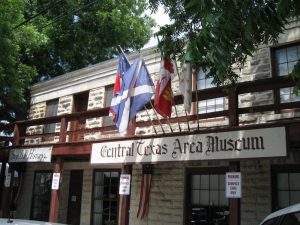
[67, 170, 83, 225]
[186, 168, 229, 225]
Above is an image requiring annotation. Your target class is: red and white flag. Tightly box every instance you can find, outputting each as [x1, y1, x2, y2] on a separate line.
[137, 164, 153, 220]
[154, 57, 174, 118]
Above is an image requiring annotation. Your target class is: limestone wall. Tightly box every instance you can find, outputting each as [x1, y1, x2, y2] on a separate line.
[24, 102, 46, 145]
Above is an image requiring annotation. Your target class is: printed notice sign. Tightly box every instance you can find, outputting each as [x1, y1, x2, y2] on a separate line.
[5, 173, 12, 188]
[51, 173, 60, 190]
[226, 172, 242, 198]
[119, 174, 131, 195]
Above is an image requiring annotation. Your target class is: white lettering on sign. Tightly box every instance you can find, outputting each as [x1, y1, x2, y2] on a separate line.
[9, 146, 53, 163]
[91, 127, 286, 164]
[226, 172, 242, 198]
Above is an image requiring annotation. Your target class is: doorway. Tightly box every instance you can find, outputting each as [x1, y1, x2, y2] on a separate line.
[67, 170, 83, 225]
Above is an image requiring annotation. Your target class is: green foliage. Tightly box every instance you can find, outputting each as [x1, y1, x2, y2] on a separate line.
[150, 0, 300, 86]
[290, 62, 300, 95]
[0, 0, 154, 125]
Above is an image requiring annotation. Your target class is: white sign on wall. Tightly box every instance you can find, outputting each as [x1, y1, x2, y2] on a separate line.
[4, 173, 12, 188]
[91, 127, 286, 164]
[51, 173, 61, 190]
[226, 172, 242, 198]
[9, 146, 53, 163]
[119, 174, 131, 195]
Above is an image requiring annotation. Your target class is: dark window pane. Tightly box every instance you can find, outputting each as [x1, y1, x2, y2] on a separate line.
[91, 170, 120, 225]
[275, 44, 300, 103]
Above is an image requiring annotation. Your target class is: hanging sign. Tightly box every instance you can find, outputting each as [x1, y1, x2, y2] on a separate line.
[226, 172, 242, 198]
[51, 173, 61, 190]
[119, 174, 131, 195]
[9, 146, 53, 163]
[91, 127, 286, 164]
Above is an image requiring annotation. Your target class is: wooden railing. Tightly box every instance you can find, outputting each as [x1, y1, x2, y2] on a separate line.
[0, 76, 299, 149]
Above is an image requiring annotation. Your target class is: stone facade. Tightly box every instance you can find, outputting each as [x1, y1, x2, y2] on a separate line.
[24, 102, 46, 144]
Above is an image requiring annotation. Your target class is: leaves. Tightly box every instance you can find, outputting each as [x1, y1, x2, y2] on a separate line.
[150, 0, 299, 87]
[0, 0, 155, 125]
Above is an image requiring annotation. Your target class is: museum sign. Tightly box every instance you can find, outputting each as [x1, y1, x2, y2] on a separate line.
[91, 127, 287, 164]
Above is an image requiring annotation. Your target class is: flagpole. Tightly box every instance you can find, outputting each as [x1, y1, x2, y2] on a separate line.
[173, 57, 191, 132]
[155, 36, 177, 133]
[195, 72, 200, 130]
[116, 45, 161, 134]
[149, 101, 166, 134]
[143, 106, 158, 135]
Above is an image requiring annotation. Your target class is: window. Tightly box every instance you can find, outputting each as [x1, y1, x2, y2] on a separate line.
[103, 85, 114, 127]
[272, 166, 300, 210]
[44, 99, 58, 135]
[275, 172, 300, 209]
[31, 171, 52, 221]
[70, 91, 89, 141]
[197, 68, 225, 114]
[91, 170, 120, 225]
[274, 44, 300, 103]
[186, 168, 229, 225]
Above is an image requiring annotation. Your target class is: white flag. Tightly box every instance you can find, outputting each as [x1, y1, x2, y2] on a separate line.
[179, 63, 192, 113]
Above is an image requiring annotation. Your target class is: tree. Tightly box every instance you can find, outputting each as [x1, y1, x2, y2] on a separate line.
[149, 0, 300, 88]
[0, 0, 154, 127]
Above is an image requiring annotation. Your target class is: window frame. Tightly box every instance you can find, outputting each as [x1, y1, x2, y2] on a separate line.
[44, 99, 59, 135]
[185, 167, 229, 225]
[30, 170, 53, 221]
[90, 169, 121, 225]
[102, 85, 115, 128]
[271, 164, 300, 211]
[192, 68, 226, 122]
[271, 42, 300, 108]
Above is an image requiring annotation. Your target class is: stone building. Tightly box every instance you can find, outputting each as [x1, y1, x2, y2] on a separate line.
[0, 20, 300, 225]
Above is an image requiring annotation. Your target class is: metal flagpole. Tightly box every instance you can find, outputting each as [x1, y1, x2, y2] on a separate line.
[143, 107, 158, 135]
[173, 57, 191, 131]
[149, 101, 166, 134]
[171, 91, 181, 132]
[195, 72, 200, 130]
[116, 45, 160, 134]
[154, 37, 177, 133]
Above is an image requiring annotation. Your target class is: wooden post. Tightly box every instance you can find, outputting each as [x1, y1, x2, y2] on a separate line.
[1, 165, 14, 218]
[13, 124, 20, 146]
[59, 117, 67, 143]
[228, 87, 240, 225]
[0, 161, 7, 210]
[49, 157, 64, 222]
[118, 119, 135, 225]
[229, 162, 240, 225]
[228, 87, 239, 127]
[118, 165, 132, 225]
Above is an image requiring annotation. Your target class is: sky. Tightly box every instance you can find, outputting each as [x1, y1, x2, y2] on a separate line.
[143, 5, 171, 49]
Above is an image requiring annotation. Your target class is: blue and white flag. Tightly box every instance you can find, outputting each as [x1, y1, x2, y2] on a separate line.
[112, 58, 155, 133]
[109, 52, 130, 122]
